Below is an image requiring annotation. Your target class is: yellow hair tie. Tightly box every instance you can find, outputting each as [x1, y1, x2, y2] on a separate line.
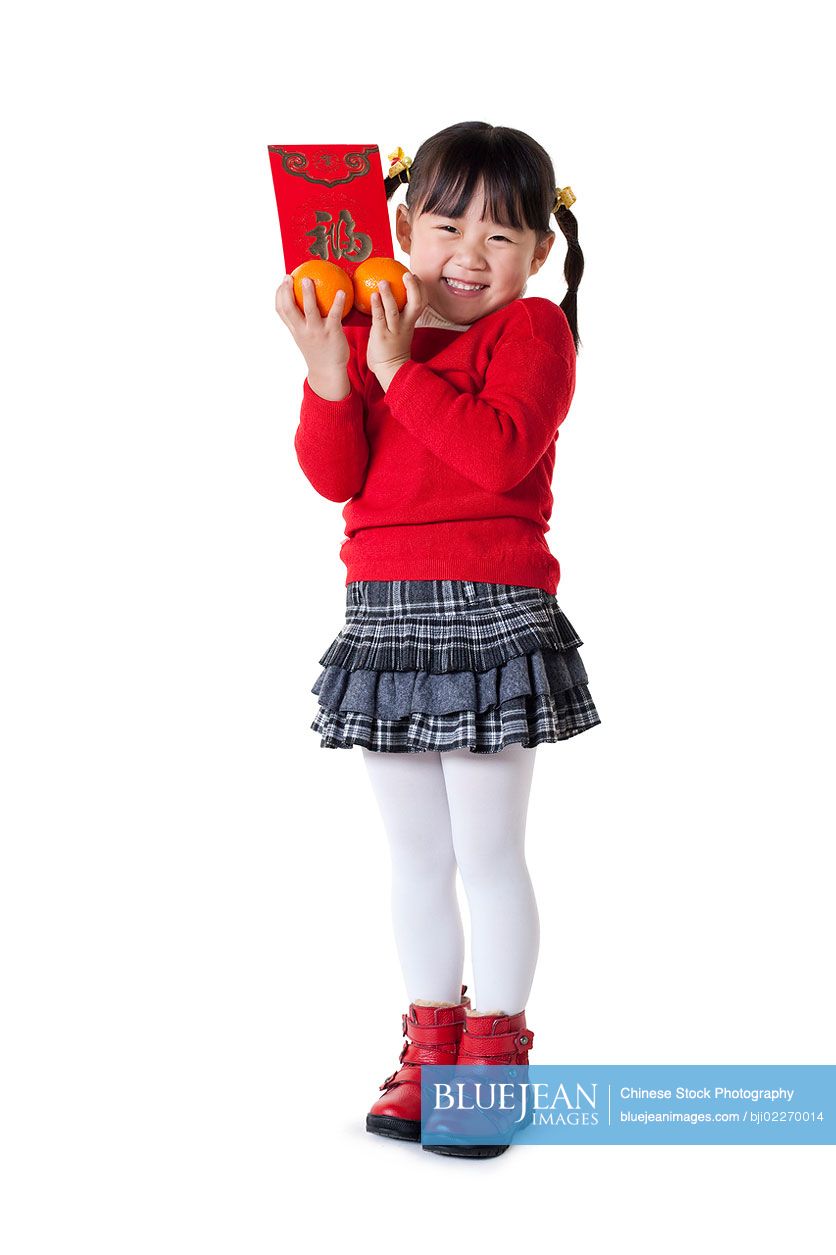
[388, 146, 413, 182]
[553, 185, 576, 213]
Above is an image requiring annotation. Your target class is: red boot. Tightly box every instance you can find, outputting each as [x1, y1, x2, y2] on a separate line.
[366, 985, 471, 1142]
[423, 1008, 534, 1158]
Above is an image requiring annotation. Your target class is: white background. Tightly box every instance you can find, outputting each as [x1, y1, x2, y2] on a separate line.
[2, 1, 834, 1250]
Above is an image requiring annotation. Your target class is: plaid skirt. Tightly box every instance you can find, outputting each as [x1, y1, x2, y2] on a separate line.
[309, 579, 601, 754]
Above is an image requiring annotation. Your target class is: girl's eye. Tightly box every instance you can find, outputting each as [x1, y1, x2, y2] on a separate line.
[437, 226, 511, 242]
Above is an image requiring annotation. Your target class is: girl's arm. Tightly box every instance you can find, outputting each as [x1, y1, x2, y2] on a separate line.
[382, 330, 576, 495]
[293, 341, 370, 502]
[276, 277, 371, 502]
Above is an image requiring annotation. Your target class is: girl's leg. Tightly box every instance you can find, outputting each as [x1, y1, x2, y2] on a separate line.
[361, 748, 465, 1006]
[440, 743, 540, 1015]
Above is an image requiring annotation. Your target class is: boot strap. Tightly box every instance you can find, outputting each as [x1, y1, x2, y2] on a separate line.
[402, 1015, 464, 1045]
[460, 1027, 535, 1059]
[401, 1040, 458, 1066]
[379, 1062, 420, 1092]
[379, 1040, 457, 1090]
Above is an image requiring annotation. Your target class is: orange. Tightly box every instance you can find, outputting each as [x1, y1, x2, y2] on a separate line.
[291, 260, 354, 319]
[352, 257, 410, 315]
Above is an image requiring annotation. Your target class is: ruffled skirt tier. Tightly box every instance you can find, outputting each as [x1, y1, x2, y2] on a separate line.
[309, 579, 601, 754]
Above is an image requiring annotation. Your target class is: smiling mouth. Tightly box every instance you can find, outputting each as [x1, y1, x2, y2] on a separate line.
[442, 277, 488, 292]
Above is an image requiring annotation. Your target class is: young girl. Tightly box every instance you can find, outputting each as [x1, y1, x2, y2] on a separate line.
[275, 122, 601, 1158]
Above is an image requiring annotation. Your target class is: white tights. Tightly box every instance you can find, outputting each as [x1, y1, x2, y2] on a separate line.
[361, 744, 540, 1016]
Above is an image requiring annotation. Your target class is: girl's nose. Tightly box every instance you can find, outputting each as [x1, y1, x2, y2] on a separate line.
[452, 243, 487, 270]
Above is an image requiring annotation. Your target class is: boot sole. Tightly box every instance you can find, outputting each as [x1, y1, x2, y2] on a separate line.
[423, 1143, 509, 1158]
[366, 1114, 421, 1141]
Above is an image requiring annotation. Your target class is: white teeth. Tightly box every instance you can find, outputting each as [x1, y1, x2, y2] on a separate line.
[445, 278, 485, 290]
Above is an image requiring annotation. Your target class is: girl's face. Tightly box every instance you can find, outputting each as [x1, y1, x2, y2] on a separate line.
[395, 179, 555, 324]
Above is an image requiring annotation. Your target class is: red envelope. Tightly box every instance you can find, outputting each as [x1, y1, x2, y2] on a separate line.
[268, 143, 395, 325]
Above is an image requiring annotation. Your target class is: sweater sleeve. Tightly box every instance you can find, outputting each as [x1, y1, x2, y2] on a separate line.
[293, 337, 370, 502]
[383, 332, 576, 494]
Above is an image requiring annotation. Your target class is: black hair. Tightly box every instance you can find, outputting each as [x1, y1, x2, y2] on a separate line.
[384, 122, 583, 354]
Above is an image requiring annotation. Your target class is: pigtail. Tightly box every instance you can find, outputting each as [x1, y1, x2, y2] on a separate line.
[384, 172, 405, 201]
[384, 147, 412, 203]
[553, 204, 584, 355]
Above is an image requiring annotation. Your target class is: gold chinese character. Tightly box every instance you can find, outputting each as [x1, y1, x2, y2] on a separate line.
[307, 208, 372, 263]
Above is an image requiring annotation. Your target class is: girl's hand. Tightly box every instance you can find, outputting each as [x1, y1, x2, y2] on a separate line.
[275, 276, 350, 378]
[366, 271, 428, 380]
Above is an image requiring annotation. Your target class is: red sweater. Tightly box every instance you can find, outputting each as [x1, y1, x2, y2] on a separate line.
[293, 296, 577, 594]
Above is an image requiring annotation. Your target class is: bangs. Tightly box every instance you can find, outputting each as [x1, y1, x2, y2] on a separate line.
[417, 162, 531, 233]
